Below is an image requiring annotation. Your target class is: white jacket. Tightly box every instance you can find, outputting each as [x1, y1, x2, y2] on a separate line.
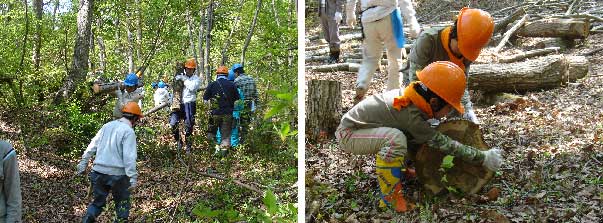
[78, 118, 138, 183]
[346, 0, 420, 37]
[175, 74, 201, 104]
[153, 88, 171, 107]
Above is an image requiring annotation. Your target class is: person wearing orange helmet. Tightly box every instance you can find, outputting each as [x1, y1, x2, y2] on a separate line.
[77, 102, 143, 222]
[170, 58, 201, 153]
[203, 66, 240, 157]
[404, 7, 494, 124]
[336, 61, 502, 212]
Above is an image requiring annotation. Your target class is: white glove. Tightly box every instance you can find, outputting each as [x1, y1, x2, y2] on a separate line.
[346, 13, 356, 27]
[175, 75, 186, 81]
[334, 12, 343, 24]
[408, 17, 421, 38]
[129, 178, 137, 191]
[76, 161, 87, 175]
[482, 148, 502, 172]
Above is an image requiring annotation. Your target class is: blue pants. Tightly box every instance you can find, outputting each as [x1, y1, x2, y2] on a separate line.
[83, 171, 131, 223]
[170, 102, 196, 141]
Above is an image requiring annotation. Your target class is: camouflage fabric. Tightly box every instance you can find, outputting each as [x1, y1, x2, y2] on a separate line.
[426, 132, 485, 164]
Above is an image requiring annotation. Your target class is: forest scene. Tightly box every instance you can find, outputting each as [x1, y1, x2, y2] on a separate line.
[305, 0, 603, 222]
[0, 0, 298, 222]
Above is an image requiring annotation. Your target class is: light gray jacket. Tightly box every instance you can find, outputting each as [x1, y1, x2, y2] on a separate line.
[0, 141, 22, 223]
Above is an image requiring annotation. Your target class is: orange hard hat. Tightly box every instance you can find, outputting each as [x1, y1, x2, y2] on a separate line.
[122, 101, 143, 117]
[456, 7, 494, 61]
[216, 66, 229, 75]
[184, 58, 197, 69]
[416, 61, 466, 114]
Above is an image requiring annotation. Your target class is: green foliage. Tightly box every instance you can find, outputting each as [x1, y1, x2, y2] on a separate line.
[440, 155, 455, 169]
[57, 102, 104, 156]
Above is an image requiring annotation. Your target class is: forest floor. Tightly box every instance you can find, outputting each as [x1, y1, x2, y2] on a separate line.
[0, 107, 297, 222]
[305, 0, 603, 222]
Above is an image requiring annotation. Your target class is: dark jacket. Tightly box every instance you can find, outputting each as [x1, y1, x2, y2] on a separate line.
[203, 76, 240, 115]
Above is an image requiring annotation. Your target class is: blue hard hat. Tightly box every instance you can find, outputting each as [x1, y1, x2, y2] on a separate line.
[228, 69, 235, 81]
[124, 73, 138, 86]
[151, 82, 158, 88]
[231, 63, 243, 71]
[157, 81, 166, 88]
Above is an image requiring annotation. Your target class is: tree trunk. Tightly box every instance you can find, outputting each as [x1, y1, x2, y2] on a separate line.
[113, 17, 121, 54]
[271, 0, 280, 28]
[198, 6, 205, 85]
[33, 0, 43, 73]
[221, 0, 245, 65]
[53, 0, 95, 104]
[125, 10, 135, 73]
[468, 55, 589, 93]
[96, 19, 107, 72]
[204, 0, 214, 81]
[135, 0, 142, 63]
[52, 0, 59, 27]
[241, 0, 262, 65]
[516, 18, 590, 39]
[185, 8, 199, 69]
[306, 79, 342, 142]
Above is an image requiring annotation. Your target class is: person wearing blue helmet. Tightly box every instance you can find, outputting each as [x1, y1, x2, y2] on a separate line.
[231, 63, 258, 141]
[113, 73, 144, 119]
[204, 66, 240, 157]
[153, 81, 171, 112]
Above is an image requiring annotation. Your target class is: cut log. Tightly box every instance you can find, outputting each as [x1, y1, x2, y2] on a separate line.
[345, 58, 388, 65]
[306, 79, 342, 142]
[468, 55, 589, 93]
[516, 18, 590, 39]
[498, 47, 560, 63]
[307, 63, 361, 72]
[493, 8, 526, 34]
[143, 102, 169, 116]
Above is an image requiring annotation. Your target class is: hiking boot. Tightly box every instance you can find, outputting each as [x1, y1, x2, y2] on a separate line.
[327, 51, 340, 64]
[185, 140, 192, 154]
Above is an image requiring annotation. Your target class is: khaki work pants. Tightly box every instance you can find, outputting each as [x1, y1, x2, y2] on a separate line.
[356, 14, 402, 92]
[335, 126, 408, 162]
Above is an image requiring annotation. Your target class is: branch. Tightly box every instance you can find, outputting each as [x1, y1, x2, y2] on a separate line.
[493, 8, 526, 34]
[494, 14, 529, 53]
[565, 0, 582, 16]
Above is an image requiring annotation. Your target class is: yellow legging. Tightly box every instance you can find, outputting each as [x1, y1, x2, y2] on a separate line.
[376, 155, 409, 212]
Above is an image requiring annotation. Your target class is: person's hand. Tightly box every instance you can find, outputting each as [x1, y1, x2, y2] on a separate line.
[128, 179, 137, 191]
[334, 12, 343, 24]
[408, 18, 421, 38]
[482, 148, 502, 172]
[175, 75, 185, 81]
[346, 13, 356, 27]
[76, 162, 86, 175]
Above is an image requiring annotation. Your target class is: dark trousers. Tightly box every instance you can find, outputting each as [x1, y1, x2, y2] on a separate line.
[207, 114, 233, 148]
[169, 102, 196, 142]
[82, 171, 131, 223]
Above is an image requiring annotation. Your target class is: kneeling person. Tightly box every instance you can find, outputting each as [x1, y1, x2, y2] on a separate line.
[336, 61, 502, 212]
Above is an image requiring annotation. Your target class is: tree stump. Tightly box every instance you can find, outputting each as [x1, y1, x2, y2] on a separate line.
[415, 120, 494, 196]
[306, 79, 342, 142]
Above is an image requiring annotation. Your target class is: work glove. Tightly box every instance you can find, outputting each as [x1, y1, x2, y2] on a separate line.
[128, 178, 137, 191]
[346, 13, 356, 27]
[482, 148, 502, 172]
[175, 75, 186, 81]
[76, 161, 87, 175]
[334, 12, 343, 24]
[408, 17, 421, 38]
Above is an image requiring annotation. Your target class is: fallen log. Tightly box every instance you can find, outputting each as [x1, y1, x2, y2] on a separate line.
[468, 55, 589, 93]
[345, 58, 389, 65]
[498, 47, 560, 63]
[143, 102, 169, 116]
[305, 54, 363, 63]
[516, 18, 590, 39]
[306, 63, 361, 72]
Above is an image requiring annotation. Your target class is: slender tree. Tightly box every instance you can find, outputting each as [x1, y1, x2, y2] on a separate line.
[241, 0, 262, 65]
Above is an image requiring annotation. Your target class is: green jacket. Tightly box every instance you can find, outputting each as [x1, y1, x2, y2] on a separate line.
[339, 89, 484, 164]
[407, 26, 472, 82]
[0, 141, 22, 223]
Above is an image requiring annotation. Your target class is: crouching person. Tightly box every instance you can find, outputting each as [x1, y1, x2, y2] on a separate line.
[77, 102, 143, 222]
[335, 61, 502, 212]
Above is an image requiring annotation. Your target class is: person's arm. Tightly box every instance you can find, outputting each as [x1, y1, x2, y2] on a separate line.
[407, 33, 434, 82]
[202, 83, 213, 101]
[398, 0, 421, 38]
[122, 130, 138, 188]
[78, 128, 102, 173]
[427, 132, 502, 172]
[3, 149, 22, 222]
